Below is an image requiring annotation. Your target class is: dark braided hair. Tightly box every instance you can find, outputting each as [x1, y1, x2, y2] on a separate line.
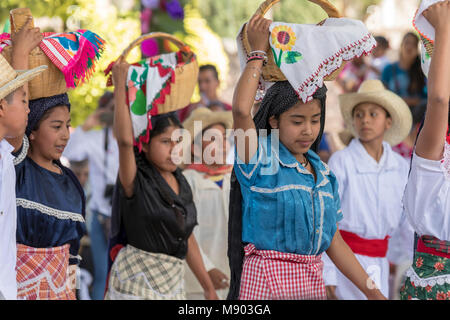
[227, 81, 327, 300]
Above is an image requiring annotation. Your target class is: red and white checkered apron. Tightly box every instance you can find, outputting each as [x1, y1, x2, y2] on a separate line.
[16, 244, 75, 300]
[239, 244, 326, 300]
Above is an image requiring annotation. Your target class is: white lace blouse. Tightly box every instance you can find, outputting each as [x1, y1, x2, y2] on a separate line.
[403, 142, 450, 241]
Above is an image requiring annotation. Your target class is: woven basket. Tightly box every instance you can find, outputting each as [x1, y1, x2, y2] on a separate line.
[242, 0, 346, 82]
[1, 8, 67, 100]
[117, 32, 199, 115]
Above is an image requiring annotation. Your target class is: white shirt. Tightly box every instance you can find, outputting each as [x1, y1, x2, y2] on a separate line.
[0, 140, 17, 300]
[366, 56, 390, 80]
[403, 146, 450, 241]
[182, 169, 231, 297]
[328, 139, 409, 239]
[323, 139, 409, 299]
[63, 127, 119, 217]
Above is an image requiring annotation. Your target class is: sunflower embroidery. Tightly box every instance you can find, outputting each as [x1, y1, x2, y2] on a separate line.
[272, 25, 297, 51]
[271, 25, 303, 68]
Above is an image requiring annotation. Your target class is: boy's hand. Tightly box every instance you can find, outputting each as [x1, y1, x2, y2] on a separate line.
[423, 0, 450, 33]
[11, 17, 43, 57]
[247, 14, 272, 53]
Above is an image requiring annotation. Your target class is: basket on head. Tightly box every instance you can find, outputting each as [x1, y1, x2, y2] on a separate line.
[116, 32, 199, 115]
[1, 8, 67, 100]
[242, 0, 345, 82]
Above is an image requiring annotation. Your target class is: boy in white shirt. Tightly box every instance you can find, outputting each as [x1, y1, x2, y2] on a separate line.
[323, 79, 412, 300]
[0, 19, 46, 299]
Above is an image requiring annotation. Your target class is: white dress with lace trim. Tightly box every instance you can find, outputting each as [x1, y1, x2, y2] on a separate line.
[441, 141, 450, 181]
[405, 266, 450, 288]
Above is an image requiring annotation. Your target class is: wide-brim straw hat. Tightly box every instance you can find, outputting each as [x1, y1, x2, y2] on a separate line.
[0, 54, 47, 100]
[339, 79, 412, 146]
[182, 107, 233, 144]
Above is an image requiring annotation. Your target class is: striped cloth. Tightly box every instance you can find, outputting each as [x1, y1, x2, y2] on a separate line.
[238, 244, 326, 300]
[0, 30, 105, 88]
[16, 244, 75, 300]
[105, 245, 186, 300]
[421, 235, 450, 255]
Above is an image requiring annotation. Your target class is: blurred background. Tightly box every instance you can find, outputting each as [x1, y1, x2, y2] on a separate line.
[0, 0, 422, 147]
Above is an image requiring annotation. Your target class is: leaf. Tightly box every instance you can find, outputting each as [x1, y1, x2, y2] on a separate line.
[130, 90, 147, 116]
[281, 51, 303, 64]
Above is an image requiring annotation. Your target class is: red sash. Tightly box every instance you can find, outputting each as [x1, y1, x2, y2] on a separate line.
[340, 230, 389, 258]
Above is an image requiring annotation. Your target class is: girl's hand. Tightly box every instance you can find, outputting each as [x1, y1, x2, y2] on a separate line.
[423, 0, 450, 32]
[11, 17, 43, 57]
[111, 61, 130, 89]
[247, 14, 272, 53]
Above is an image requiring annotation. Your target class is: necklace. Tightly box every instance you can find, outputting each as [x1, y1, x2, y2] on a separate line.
[300, 154, 309, 168]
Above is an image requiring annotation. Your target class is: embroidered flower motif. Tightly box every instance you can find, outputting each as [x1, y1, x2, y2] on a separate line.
[434, 262, 445, 272]
[271, 25, 297, 51]
[447, 291, 450, 299]
[407, 295, 412, 300]
[416, 257, 424, 268]
[425, 285, 433, 293]
[436, 291, 447, 300]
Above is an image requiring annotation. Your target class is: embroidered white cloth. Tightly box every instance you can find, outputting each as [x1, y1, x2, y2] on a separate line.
[126, 53, 177, 146]
[413, 0, 445, 42]
[413, 0, 444, 77]
[237, 18, 376, 103]
[441, 141, 450, 181]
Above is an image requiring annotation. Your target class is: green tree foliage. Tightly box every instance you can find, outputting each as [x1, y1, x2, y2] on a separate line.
[0, 0, 78, 25]
[196, 0, 381, 38]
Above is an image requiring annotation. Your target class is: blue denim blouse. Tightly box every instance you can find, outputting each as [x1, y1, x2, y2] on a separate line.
[235, 133, 343, 256]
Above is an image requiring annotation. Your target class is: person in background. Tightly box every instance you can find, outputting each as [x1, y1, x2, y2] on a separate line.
[381, 32, 427, 110]
[336, 56, 369, 93]
[392, 102, 427, 162]
[178, 65, 232, 122]
[63, 91, 119, 300]
[366, 36, 391, 80]
[69, 159, 94, 301]
[323, 79, 412, 300]
[182, 107, 233, 300]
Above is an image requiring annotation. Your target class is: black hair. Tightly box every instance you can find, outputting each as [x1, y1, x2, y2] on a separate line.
[374, 36, 389, 50]
[402, 32, 426, 97]
[33, 104, 70, 132]
[98, 91, 114, 109]
[148, 112, 183, 141]
[70, 158, 89, 170]
[411, 103, 426, 126]
[199, 64, 219, 80]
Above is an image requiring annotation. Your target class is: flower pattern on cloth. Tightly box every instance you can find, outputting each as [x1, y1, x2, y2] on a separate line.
[126, 52, 179, 151]
[0, 30, 105, 88]
[267, 18, 376, 103]
[400, 252, 450, 300]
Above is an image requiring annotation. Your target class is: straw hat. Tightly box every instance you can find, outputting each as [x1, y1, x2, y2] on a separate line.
[0, 54, 47, 100]
[182, 107, 233, 144]
[339, 79, 412, 146]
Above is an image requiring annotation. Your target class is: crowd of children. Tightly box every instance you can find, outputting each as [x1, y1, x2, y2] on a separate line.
[0, 0, 448, 301]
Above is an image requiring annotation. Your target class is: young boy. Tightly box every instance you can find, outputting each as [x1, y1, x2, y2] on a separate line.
[181, 107, 233, 300]
[0, 20, 46, 299]
[323, 79, 413, 300]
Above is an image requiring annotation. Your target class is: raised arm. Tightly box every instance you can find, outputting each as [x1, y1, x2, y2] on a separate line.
[233, 15, 271, 163]
[415, 2, 450, 160]
[112, 61, 137, 198]
[7, 17, 43, 152]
